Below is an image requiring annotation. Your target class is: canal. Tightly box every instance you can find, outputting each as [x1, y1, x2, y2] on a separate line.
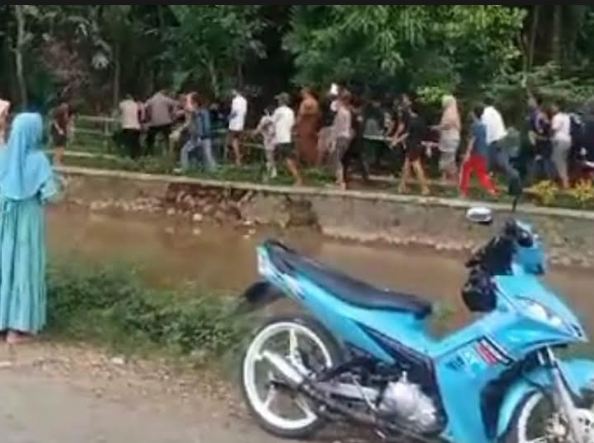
[48, 206, 594, 334]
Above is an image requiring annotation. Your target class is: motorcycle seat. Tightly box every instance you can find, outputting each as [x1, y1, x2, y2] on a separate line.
[264, 240, 433, 320]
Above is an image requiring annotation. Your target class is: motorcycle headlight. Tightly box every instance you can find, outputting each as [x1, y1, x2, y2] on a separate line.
[518, 298, 565, 329]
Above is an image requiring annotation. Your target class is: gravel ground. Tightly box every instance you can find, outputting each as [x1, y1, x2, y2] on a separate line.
[0, 342, 299, 443]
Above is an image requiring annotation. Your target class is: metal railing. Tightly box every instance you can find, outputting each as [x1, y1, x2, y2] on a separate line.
[70, 114, 393, 154]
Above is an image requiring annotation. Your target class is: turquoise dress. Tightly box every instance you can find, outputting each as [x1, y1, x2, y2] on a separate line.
[0, 178, 58, 333]
[0, 112, 57, 335]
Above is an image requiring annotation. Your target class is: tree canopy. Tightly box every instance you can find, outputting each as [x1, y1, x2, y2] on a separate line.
[2, 5, 594, 114]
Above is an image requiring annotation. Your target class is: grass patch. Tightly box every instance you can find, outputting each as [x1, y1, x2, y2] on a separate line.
[61, 150, 594, 211]
[46, 262, 250, 365]
[63, 154, 335, 187]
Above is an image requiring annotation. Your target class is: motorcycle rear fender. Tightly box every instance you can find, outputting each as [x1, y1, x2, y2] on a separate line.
[497, 359, 594, 438]
[236, 281, 283, 313]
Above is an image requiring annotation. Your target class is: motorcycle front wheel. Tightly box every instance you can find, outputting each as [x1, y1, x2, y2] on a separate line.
[504, 391, 594, 443]
[240, 315, 342, 439]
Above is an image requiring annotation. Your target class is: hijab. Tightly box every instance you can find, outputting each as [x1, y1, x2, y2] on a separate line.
[440, 95, 461, 134]
[0, 112, 53, 201]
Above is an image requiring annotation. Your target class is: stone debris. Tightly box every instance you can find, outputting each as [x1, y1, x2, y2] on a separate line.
[110, 356, 126, 367]
[192, 213, 204, 223]
[64, 177, 594, 269]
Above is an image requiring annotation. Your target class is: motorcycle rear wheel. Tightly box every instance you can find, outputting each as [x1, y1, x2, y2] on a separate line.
[240, 315, 342, 439]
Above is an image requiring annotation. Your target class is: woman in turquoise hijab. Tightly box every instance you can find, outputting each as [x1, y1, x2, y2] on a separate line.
[0, 112, 58, 344]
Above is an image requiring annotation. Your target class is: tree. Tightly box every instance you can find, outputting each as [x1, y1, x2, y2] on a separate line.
[99, 5, 133, 107]
[284, 5, 525, 101]
[165, 5, 267, 96]
[521, 5, 592, 69]
[13, 5, 27, 107]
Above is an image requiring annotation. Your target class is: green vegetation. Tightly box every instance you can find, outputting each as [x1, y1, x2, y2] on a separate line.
[2, 6, 594, 115]
[46, 261, 473, 359]
[47, 262, 249, 363]
[61, 152, 594, 211]
[63, 153, 336, 186]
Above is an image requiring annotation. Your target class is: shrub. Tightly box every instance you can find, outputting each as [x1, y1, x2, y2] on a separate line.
[46, 263, 248, 360]
[567, 180, 594, 209]
[527, 180, 560, 206]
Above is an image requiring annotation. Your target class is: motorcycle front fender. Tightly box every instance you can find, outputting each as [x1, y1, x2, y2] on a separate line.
[497, 359, 594, 439]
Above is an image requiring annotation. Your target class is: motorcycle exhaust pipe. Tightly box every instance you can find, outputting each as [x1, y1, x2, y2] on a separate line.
[261, 351, 437, 442]
[262, 351, 378, 426]
[261, 351, 305, 387]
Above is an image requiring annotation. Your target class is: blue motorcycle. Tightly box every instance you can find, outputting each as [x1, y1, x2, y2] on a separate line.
[239, 205, 594, 443]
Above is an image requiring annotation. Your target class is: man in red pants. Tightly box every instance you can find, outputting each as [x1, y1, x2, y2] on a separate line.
[460, 106, 497, 198]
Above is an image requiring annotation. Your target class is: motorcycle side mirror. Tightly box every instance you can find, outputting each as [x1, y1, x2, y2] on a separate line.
[466, 207, 493, 226]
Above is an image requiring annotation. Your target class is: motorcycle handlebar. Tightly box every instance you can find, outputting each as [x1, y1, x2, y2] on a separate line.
[466, 219, 533, 271]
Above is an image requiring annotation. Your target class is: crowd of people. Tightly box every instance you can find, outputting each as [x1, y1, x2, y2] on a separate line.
[2, 84, 594, 198]
[109, 84, 594, 196]
[1, 84, 594, 347]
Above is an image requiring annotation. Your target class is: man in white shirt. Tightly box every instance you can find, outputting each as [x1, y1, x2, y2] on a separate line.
[481, 99, 521, 195]
[227, 89, 248, 166]
[481, 104, 507, 147]
[118, 94, 143, 159]
[551, 103, 572, 188]
[273, 92, 302, 186]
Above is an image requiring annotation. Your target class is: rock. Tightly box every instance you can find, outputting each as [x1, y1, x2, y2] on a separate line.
[165, 227, 175, 235]
[192, 228, 202, 236]
[166, 208, 176, 217]
[192, 213, 204, 223]
[190, 349, 208, 363]
[213, 210, 226, 222]
[558, 256, 572, 267]
[110, 356, 126, 366]
[0, 361, 13, 370]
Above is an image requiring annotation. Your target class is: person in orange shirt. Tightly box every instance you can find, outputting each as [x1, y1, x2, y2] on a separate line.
[296, 88, 320, 166]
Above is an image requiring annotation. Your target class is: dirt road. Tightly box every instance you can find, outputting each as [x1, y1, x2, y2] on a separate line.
[0, 343, 296, 443]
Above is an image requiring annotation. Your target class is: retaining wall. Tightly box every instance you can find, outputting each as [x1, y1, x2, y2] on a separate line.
[59, 167, 594, 269]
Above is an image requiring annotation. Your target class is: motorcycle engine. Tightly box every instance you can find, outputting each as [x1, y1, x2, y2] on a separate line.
[378, 374, 438, 432]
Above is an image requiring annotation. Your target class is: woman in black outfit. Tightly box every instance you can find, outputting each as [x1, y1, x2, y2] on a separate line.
[392, 100, 430, 195]
[527, 106, 555, 185]
[342, 96, 370, 187]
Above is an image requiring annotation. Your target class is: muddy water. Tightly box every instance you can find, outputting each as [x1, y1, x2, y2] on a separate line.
[48, 207, 594, 333]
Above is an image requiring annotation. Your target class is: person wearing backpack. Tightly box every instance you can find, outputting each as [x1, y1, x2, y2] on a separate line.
[178, 93, 217, 173]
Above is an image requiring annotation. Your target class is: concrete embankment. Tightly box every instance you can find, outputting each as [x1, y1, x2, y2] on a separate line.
[58, 166, 594, 269]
